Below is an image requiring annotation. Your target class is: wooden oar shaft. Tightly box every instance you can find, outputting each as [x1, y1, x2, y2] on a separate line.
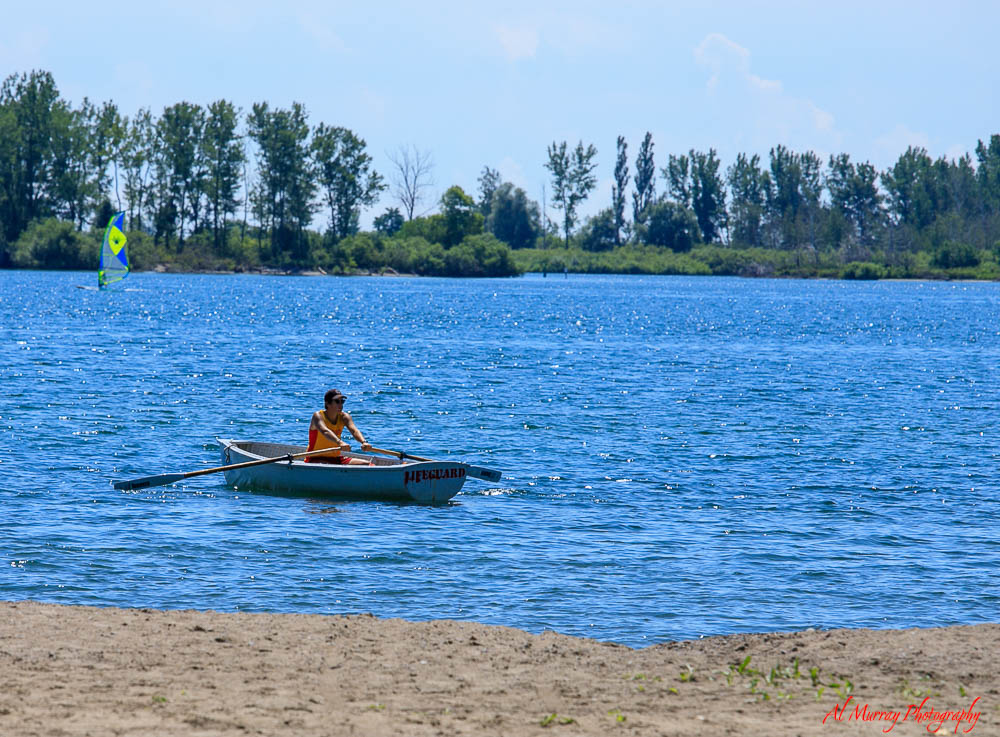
[368, 446, 432, 462]
[180, 448, 317, 479]
[113, 447, 344, 490]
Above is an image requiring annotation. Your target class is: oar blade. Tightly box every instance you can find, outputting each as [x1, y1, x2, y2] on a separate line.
[467, 465, 502, 483]
[113, 472, 187, 491]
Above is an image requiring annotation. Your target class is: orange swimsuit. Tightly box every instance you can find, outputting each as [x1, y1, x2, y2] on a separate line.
[306, 411, 348, 464]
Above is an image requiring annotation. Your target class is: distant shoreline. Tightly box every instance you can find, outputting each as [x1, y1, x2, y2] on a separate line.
[146, 263, 417, 278]
[127, 267, 1000, 282]
[11, 265, 1000, 283]
[2, 600, 994, 735]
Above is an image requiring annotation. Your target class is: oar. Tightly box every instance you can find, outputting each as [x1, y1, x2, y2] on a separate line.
[368, 446, 502, 483]
[112, 448, 340, 491]
[369, 446, 432, 462]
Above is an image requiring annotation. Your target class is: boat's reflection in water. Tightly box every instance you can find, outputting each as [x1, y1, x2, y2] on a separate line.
[303, 502, 343, 515]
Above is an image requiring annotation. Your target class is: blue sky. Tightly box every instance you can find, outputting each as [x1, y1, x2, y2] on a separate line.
[3, 0, 998, 228]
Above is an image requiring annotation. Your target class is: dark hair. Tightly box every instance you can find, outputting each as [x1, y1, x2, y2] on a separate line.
[324, 389, 345, 405]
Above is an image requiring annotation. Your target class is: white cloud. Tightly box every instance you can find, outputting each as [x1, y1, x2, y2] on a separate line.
[494, 24, 539, 61]
[694, 33, 750, 91]
[694, 33, 783, 95]
[693, 33, 841, 156]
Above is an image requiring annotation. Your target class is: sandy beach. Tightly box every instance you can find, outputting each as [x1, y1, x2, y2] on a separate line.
[0, 601, 994, 736]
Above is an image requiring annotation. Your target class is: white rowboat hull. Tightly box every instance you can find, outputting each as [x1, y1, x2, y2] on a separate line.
[217, 439, 467, 504]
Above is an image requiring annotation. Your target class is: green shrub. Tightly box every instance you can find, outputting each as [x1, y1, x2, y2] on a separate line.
[336, 233, 380, 271]
[11, 218, 97, 269]
[636, 201, 700, 252]
[841, 261, 886, 280]
[411, 240, 447, 275]
[932, 241, 979, 269]
[453, 233, 519, 276]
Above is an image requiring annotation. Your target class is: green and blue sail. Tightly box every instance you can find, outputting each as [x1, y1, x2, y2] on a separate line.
[98, 211, 129, 288]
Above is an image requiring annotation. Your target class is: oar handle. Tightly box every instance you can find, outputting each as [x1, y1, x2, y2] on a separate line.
[368, 446, 433, 462]
[367, 447, 502, 483]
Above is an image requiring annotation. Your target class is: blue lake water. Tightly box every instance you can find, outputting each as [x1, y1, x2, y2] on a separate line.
[1, 271, 998, 647]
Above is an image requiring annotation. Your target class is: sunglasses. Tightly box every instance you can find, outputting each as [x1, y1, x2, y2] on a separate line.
[328, 397, 345, 404]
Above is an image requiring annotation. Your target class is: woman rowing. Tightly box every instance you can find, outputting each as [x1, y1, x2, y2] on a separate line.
[306, 389, 372, 465]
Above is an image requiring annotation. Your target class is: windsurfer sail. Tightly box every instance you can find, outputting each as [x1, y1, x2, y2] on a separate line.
[98, 211, 129, 288]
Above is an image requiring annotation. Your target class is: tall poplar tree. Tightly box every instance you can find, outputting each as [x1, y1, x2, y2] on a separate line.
[765, 145, 803, 248]
[690, 149, 726, 243]
[727, 153, 766, 247]
[612, 135, 628, 245]
[477, 165, 501, 216]
[632, 132, 655, 224]
[664, 153, 691, 207]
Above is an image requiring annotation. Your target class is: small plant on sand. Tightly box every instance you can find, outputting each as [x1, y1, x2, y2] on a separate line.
[540, 713, 574, 727]
[608, 708, 627, 723]
[679, 664, 696, 682]
[726, 656, 853, 703]
[898, 677, 938, 700]
[829, 678, 854, 700]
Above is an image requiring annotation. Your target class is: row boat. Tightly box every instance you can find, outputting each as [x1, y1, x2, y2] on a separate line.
[217, 439, 470, 504]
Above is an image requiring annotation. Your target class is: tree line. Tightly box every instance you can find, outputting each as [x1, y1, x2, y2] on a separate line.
[544, 131, 1000, 270]
[0, 70, 520, 276]
[2, 69, 999, 279]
